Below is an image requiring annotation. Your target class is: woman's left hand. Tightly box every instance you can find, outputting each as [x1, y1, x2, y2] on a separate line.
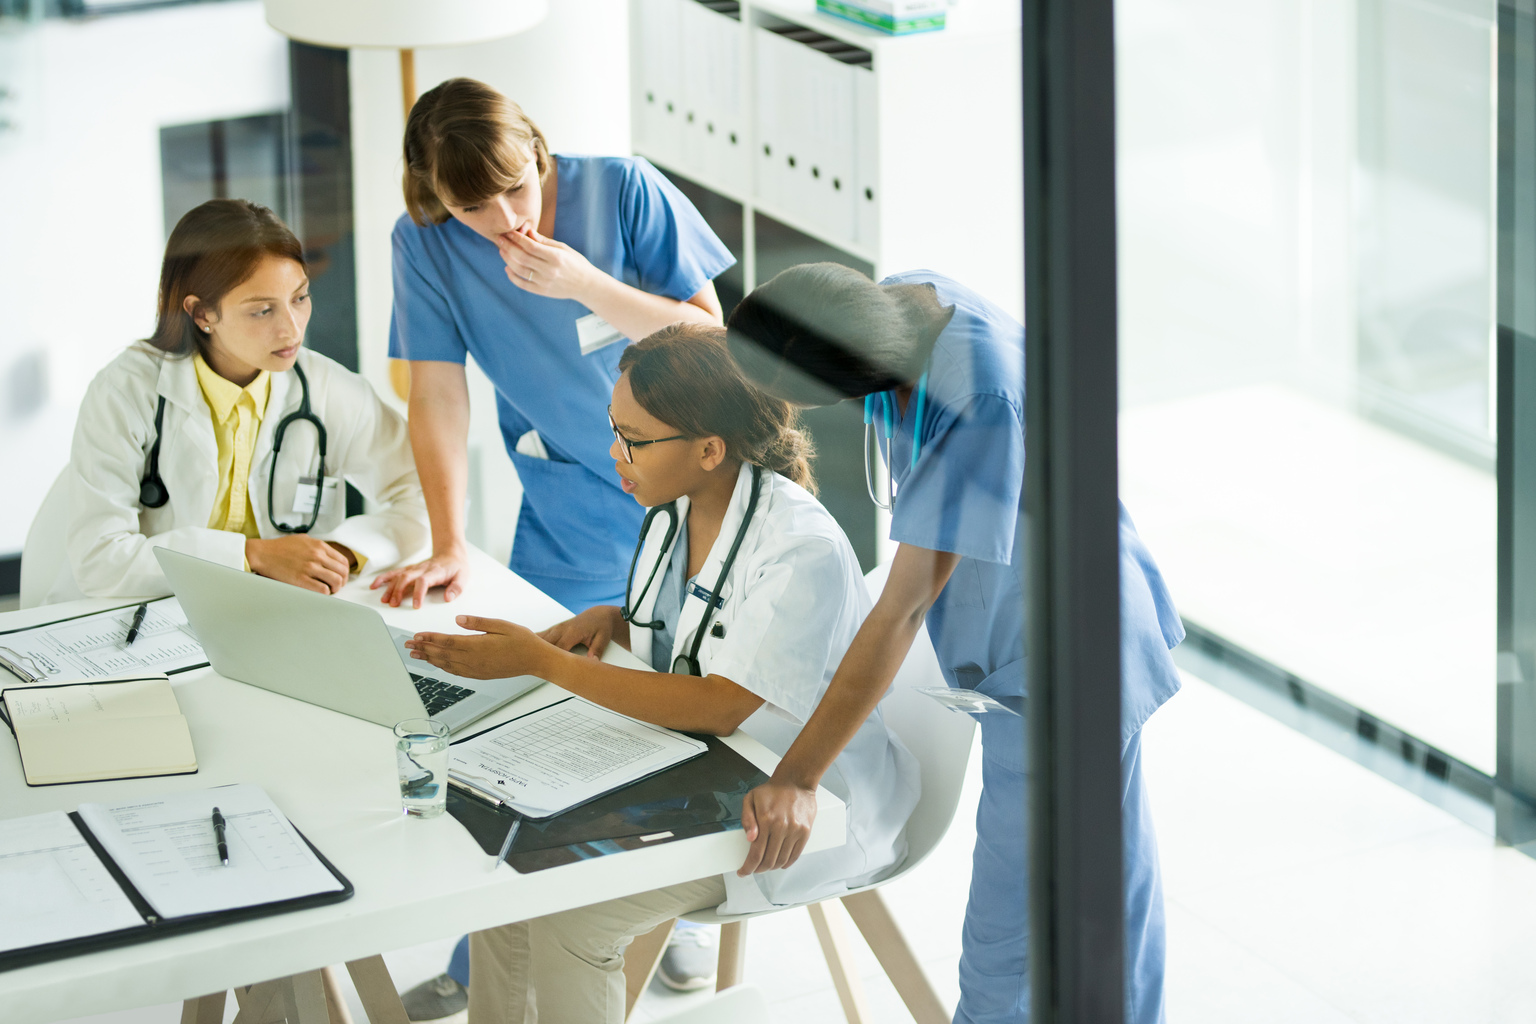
[498, 227, 597, 302]
[405, 615, 552, 679]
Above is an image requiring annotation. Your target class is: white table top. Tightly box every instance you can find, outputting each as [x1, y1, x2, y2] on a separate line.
[0, 548, 845, 1024]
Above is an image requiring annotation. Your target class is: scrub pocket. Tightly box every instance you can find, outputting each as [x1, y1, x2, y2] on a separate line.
[973, 657, 1027, 771]
[507, 449, 642, 585]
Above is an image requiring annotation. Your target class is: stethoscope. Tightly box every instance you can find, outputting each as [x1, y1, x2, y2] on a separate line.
[139, 361, 329, 534]
[621, 464, 763, 677]
[863, 368, 928, 511]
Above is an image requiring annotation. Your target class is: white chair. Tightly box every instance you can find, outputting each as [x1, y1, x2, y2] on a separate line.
[20, 468, 78, 609]
[624, 563, 977, 1024]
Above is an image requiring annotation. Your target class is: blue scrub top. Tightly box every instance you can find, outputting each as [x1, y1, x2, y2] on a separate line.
[388, 155, 736, 600]
[881, 271, 1184, 762]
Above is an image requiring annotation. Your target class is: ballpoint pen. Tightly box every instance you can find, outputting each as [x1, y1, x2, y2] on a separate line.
[125, 603, 149, 646]
[211, 806, 229, 866]
[490, 814, 522, 873]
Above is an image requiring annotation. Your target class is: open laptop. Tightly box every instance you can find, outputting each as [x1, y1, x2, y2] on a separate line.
[154, 548, 544, 733]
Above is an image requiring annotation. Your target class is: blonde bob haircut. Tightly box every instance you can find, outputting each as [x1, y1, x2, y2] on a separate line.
[402, 77, 551, 226]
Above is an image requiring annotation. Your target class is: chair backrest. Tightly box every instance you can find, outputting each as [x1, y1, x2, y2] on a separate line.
[865, 562, 977, 872]
[20, 468, 76, 609]
[649, 984, 771, 1023]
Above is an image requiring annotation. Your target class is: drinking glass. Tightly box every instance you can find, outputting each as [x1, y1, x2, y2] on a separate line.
[394, 718, 450, 818]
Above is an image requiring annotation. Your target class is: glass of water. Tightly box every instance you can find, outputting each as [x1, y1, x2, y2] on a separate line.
[394, 718, 450, 818]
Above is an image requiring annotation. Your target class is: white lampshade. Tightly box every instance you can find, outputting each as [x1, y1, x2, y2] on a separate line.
[263, 0, 548, 49]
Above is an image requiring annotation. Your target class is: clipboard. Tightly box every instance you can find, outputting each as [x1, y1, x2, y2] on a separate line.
[0, 807, 352, 973]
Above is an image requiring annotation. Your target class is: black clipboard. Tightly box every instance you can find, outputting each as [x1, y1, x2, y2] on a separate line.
[448, 732, 769, 873]
[0, 810, 353, 973]
[0, 597, 210, 684]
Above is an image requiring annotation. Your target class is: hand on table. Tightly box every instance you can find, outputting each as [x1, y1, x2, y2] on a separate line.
[538, 605, 627, 659]
[371, 549, 470, 609]
[498, 226, 598, 301]
[245, 536, 351, 594]
[406, 615, 552, 680]
[737, 777, 819, 876]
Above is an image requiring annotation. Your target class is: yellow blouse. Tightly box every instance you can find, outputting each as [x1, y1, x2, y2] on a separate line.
[193, 354, 271, 539]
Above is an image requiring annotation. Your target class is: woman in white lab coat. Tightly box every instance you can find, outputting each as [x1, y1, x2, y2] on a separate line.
[405, 324, 918, 1024]
[56, 199, 428, 602]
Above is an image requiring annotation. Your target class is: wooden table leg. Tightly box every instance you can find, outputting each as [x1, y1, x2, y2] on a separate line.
[290, 971, 330, 1023]
[180, 991, 227, 1024]
[715, 920, 747, 991]
[232, 980, 286, 1024]
[322, 965, 356, 1024]
[624, 918, 675, 1019]
[807, 902, 871, 1024]
[841, 889, 949, 1024]
[346, 954, 411, 1024]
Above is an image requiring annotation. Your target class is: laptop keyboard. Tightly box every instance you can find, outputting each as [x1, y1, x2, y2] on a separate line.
[411, 673, 477, 717]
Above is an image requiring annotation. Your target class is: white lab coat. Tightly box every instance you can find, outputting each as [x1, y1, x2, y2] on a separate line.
[629, 462, 920, 913]
[55, 343, 429, 601]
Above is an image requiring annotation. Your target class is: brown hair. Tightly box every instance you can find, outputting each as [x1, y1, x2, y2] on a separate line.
[403, 78, 551, 226]
[147, 199, 306, 358]
[620, 325, 818, 494]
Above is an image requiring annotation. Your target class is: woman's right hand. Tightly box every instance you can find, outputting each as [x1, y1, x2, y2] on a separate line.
[245, 536, 352, 594]
[538, 605, 628, 659]
[370, 549, 471, 609]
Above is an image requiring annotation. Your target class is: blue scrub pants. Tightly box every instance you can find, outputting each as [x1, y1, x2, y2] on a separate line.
[955, 727, 1165, 1024]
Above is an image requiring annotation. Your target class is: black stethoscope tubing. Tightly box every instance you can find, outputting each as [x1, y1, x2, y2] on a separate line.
[620, 464, 763, 677]
[139, 361, 328, 534]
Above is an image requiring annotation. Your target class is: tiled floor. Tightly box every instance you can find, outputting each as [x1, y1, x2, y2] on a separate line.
[49, 670, 1536, 1024]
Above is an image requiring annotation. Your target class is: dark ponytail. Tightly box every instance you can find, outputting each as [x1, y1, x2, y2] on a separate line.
[619, 324, 818, 494]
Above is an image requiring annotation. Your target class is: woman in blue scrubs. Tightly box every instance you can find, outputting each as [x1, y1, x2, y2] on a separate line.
[722, 263, 1184, 1024]
[372, 78, 735, 1018]
[373, 77, 735, 612]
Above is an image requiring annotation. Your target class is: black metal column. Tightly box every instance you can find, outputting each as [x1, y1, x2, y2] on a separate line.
[1496, 0, 1536, 849]
[1023, 0, 1125, 1019]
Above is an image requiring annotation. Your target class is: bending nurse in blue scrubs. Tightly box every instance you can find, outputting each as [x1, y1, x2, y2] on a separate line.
[371, 78, 735, 1019]
[723, 264, 1184, 1024]
[373, 77, 734, 612]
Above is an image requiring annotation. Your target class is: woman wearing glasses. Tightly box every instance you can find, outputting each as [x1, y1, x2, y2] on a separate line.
[405, 326, 918, 1024]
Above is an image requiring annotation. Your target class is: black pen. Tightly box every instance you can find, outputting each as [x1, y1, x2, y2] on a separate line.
[125, 603, 149, 645]
[211, 806, 228, 866]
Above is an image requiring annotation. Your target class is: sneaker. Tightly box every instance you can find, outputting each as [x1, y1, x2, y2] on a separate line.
[400, 973, 468, 1023]
[655, 925, 718, 992]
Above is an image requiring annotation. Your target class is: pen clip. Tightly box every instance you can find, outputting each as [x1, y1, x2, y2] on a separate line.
[0, 646, 43, 684]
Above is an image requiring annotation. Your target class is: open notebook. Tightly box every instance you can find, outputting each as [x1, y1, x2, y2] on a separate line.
[1, 675, 197, 786]
[0, 784, 350, 972]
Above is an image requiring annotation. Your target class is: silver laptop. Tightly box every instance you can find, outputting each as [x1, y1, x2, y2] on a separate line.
[155, 548, 543, 733]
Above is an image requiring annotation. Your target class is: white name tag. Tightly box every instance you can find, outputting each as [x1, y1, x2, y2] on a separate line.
[292, 476, 340, 515]
[576, 312, 626, 355]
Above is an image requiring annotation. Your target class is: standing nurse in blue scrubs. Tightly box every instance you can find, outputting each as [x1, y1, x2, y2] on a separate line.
[373, 77, 735, 612]
[370, 78, 735, 1019]
[723, 264, 1184, 1024]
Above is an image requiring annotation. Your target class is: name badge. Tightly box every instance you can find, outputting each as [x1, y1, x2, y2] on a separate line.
[687, 580, 725, 609]
[576, 312, 625, 355]
[292, 476, 340, 515]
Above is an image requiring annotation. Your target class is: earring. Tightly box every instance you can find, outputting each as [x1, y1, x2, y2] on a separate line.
[203, 326, 211, 333]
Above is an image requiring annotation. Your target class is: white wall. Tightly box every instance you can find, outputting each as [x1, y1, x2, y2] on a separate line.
[349, 0, 631, 563]
[0, 2, 290, 557]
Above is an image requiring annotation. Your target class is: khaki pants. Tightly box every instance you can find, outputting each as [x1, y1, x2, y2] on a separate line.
[467, 875, 727, 1024]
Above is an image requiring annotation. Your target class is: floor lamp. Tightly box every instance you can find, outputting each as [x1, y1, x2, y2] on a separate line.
[263, 0, 549, 399]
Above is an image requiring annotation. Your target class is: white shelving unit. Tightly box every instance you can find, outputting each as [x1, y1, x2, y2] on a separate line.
[630, 0, 1023, 317]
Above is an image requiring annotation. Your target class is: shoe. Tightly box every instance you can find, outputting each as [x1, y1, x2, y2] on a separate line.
[400, 973, 468, 1023]
[655, 925, 718, 991]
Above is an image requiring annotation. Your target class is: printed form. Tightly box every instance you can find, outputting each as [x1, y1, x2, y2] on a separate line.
[76, 783, 342, 920]
[0, 598, 206, 683]
[449, 697, 707, 818]
[0, 811, 144, 953]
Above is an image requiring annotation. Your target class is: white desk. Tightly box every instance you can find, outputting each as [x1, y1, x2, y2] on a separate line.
[0, 548, 846, 1024]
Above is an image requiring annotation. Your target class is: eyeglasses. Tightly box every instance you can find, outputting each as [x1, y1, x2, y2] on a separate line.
[609, 408, 688, 464]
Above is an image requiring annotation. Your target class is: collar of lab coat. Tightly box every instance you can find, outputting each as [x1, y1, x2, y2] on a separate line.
[151, 348, 302, 532]
[629, 462, 765, 671]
